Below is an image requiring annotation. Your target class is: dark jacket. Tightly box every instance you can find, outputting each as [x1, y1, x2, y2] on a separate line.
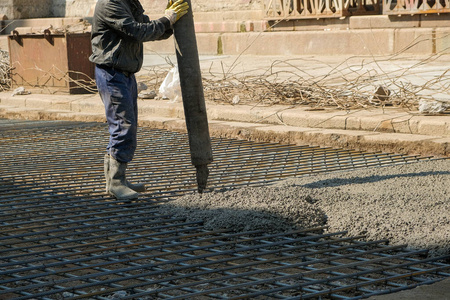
[89, 0, 172, 74]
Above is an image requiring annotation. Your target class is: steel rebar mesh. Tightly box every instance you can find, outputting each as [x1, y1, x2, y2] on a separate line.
[0, 120, 449, 299]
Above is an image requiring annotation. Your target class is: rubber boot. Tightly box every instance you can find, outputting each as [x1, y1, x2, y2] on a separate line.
[104, 154, 145, 193]
[108, 156, 139, 200]
[126, 179, 146, 193]
[104, 154, 111, 193]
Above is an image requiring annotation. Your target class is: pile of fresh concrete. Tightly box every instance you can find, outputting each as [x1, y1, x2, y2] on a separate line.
[158, 159, 450, 256]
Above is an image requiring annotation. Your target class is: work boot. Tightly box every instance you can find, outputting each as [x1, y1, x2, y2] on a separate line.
[104, 154, 111, 193]
[104, 154, 146, 193]
[108, 156, 139, 200]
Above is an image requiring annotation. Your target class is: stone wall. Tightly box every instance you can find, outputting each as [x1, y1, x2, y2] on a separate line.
[142, 0, 263, 14]
[69, 0, 264, 16]
[57, 0, 95, 17]
[0, 0, 263, 19]
[0, 0, 14, 18]
[0, 0, 52, 19]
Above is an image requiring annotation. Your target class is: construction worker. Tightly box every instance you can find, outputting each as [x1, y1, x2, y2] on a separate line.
[90, 0, 189, 200]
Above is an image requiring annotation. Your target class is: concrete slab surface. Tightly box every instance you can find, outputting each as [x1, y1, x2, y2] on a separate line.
[0, 54, 449, 298]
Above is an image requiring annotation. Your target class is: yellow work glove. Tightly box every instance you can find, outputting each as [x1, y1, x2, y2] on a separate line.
[165, 0, 189, 25]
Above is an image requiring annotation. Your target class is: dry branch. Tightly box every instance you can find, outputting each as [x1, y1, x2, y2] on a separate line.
[0, 50, 11, 90]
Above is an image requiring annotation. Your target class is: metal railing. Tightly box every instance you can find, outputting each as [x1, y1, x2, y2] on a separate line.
[264, 0, 380, 19]
[264, 0, 449, 19]
[383, 0, 450, 14]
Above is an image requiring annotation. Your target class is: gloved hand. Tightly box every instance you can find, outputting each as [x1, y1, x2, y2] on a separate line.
[165, 0, 189, 25]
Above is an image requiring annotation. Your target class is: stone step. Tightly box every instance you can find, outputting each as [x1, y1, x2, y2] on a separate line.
[148, 10, 264, 22]
[2, 13, 449, 36]
[2, 27, 449, 56]
[1, 14, 449, 56]
[145, 27, 450, 56]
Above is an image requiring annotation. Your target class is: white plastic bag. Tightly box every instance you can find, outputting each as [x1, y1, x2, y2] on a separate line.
[418, 99, 450, 114]
[158, 67, 182, 102]
[11, 86, 31, 97]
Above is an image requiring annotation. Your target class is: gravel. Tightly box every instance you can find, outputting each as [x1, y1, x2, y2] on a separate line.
[158, 159, 450, 256]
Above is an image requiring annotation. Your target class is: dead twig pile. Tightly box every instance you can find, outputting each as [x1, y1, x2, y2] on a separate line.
[0, 50, 11, 90]
[200, 53, 450, 111]
[138, 50, 450, 112]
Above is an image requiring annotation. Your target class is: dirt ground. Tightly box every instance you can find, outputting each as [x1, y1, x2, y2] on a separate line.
[158, 159, 450, 257]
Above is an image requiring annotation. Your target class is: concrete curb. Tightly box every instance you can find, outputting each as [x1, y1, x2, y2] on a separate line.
[1, 92, 449, 157]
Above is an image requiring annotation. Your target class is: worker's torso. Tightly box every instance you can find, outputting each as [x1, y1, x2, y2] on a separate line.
[89, 0, 145, 74]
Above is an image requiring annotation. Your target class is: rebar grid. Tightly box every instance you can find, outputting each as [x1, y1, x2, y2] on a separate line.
[0, 120, 448, 300]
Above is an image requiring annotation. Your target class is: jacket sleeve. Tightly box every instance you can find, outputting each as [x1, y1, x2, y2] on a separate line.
[142, 13, 173, 40]
[157, 28, 173, 40]
[102, 0, 172, 43]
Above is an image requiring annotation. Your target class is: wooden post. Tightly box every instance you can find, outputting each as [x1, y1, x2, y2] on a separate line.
[173, 0, 213, 193]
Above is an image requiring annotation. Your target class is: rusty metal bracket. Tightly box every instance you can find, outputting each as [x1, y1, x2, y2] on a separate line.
[11, 30, 22, 46]
[44, 29, 54, 45]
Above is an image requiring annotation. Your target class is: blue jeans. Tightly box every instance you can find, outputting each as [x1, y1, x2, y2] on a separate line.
[95, 65, 138, 163]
